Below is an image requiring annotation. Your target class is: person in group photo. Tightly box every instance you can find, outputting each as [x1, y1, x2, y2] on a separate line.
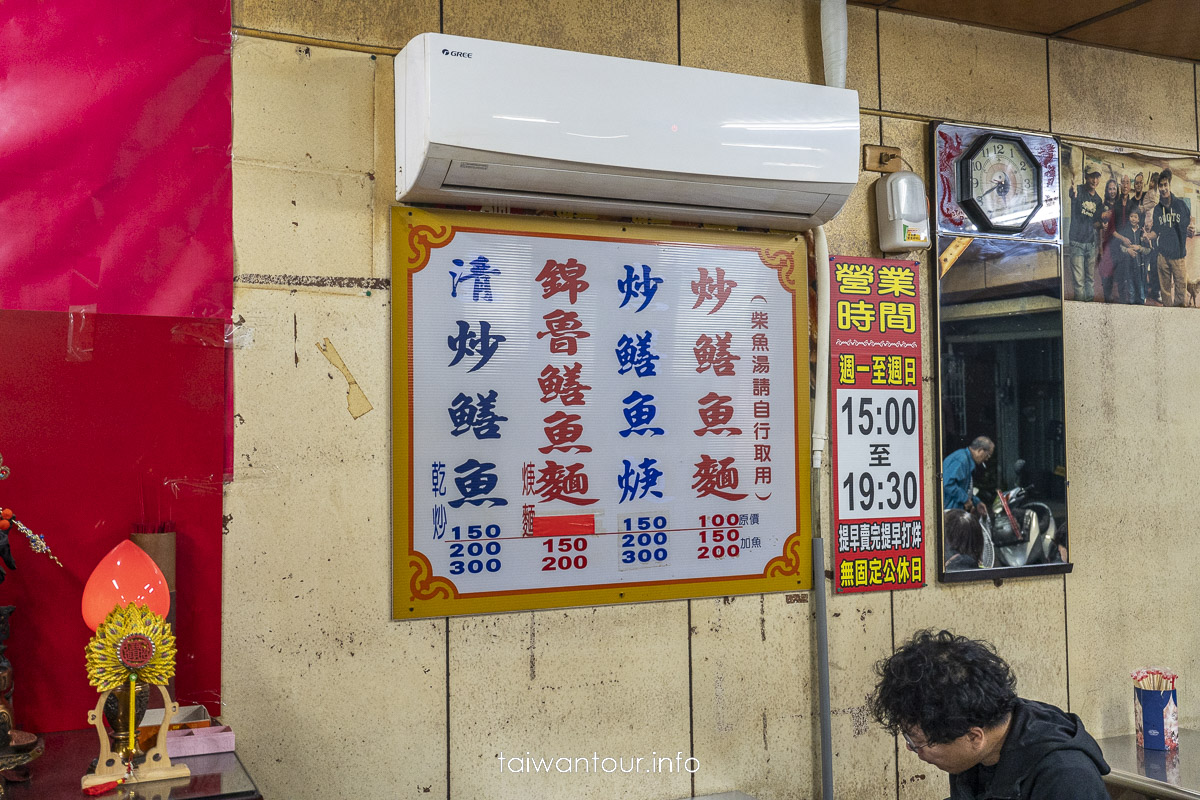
[1144, 169, 1195, 307]
[1112, 207, 1151, 304]
[1067, 168, 1104, 302]
[1114, 175, 1139, 236]
[1140, 171, 1163, 303]
[1097, 177, 1121, 302]
[1132, 171, 1150, 209]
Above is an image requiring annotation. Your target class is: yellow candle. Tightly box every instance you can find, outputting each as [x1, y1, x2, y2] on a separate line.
[129, 676, 137, 757]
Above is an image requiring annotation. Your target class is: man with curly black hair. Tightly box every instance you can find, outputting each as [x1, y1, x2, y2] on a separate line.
[869, 629, 1109, 799]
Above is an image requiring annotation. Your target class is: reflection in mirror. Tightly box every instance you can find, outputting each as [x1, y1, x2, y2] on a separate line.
[938, 239, 1070, 577]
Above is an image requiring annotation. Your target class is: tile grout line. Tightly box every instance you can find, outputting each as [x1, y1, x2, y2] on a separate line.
[1050, 0, 1152, 37]
[875, 9, 883, 112]
[1046, 39, 1053, 134]
[892, 589, 899, 800]
[677, 0, 682, 67]
[688, 599, 695, 798]
[445, 618, 451, 800]
[1063, 576, 1071, 713]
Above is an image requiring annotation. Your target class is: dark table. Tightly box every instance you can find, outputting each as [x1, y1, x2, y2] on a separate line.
[5, 728, 260, 800]
[1098, 729, 1200, 800]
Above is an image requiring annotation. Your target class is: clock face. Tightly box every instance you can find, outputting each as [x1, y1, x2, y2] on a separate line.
[957, 135, 1043, 233]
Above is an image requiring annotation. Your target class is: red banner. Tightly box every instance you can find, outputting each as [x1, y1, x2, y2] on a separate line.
[0, 310, 227, 733]
[0, 1, 232, 732]
[0, 0, 233, 318]
[828, 257, 925, 593]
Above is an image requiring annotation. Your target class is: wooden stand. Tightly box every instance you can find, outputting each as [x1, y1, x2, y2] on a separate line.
[80, 683, 190, 790]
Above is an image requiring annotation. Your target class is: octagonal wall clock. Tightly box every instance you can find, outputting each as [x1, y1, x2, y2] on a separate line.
[959, 134, 1042, 232]
[933, 123, 1060, 243]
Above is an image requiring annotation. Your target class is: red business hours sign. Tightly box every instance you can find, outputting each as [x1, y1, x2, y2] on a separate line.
[828, 257, 925, 593]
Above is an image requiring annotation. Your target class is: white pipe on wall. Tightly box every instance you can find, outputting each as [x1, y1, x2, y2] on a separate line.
[812, 232, 831, 470]
[820, 0, 849, 91]
[814, 3, 846, 799]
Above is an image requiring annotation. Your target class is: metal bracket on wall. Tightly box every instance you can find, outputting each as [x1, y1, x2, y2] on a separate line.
[863, 145, 902, 173]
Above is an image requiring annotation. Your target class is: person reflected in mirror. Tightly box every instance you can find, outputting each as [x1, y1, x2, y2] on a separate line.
[944, 509, 984, 571]
[942, 436, 993, 517]
[1067, 168, 1103, 301]
[1052, 522, 1069, 564]
[869, 629, 1110, 800]
[1112, 207, 1151, 304]
[1143, 168, 1195, 307]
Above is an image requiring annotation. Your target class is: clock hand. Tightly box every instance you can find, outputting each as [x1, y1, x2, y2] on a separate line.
[977, 175, 1010, 199]
[979, 181, 1005, 198]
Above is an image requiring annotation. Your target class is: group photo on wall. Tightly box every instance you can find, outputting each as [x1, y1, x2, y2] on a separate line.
[1063, 144, 1199, 306]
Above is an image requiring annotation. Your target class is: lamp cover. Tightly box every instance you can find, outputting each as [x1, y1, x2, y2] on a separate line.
[82, 540, 170, 631]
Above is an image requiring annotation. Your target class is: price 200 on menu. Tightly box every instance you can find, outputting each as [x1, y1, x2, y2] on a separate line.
[828, 256, 925, 594]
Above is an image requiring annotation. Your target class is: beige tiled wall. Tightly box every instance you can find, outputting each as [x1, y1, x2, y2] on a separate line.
[879, 10, 1050, 132]
[233, 0, 438, 49]
[225, 3, 1200, 799]
[223, 287, 448, 798]
[1060, 303, 1200, 738]
[679, 1, 879, 108]
[443, 0, 678, 62]
[690, 594, 816, 800]
[449, 604, 692, 800]
[1049, 40, 1197, 151]
[232, 39, 378, 279]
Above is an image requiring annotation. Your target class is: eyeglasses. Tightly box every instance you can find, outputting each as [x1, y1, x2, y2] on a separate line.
[902, 733, 934, 753]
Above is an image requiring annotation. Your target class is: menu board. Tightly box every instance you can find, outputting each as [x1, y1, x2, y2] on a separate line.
[828, 256, 925, 593]
[393, 208, 811, 619]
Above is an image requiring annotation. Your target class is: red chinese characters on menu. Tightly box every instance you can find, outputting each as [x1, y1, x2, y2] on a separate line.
[828, 257, 925, 593]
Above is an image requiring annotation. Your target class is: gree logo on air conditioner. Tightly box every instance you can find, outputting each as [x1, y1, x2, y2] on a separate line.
[441, 49, 472, 58]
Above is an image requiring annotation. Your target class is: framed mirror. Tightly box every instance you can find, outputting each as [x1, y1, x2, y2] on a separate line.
[931, 123, 1072, 581]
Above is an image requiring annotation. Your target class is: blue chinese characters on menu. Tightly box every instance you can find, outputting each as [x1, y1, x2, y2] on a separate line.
[434, 252, 510, 580]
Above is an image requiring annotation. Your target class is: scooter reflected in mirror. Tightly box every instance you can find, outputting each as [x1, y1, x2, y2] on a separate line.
[981, 458, 1065, 568]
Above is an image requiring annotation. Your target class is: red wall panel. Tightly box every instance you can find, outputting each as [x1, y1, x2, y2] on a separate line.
[0, 310, 225, 733]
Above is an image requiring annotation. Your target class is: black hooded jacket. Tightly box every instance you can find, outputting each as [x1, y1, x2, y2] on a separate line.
[948, 698, 1110, 800]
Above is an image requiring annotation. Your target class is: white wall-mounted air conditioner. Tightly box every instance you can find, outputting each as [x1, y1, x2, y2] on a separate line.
[396, 34, 859, 230]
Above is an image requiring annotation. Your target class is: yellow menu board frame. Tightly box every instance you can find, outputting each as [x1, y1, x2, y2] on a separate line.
[392, 207, 811, 619]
